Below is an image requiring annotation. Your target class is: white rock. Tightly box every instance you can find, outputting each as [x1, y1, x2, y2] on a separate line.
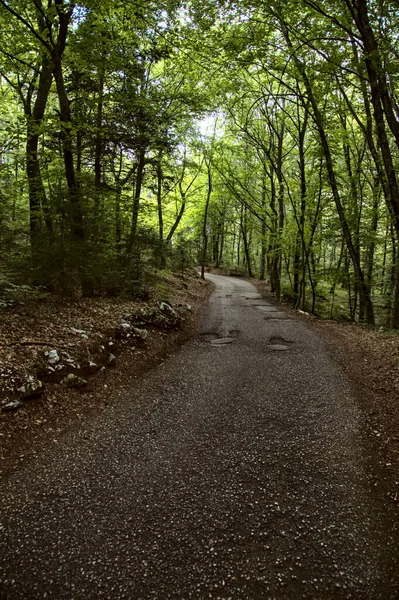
[18, 376, 44, 399]
[133, 327, 148, 340]
[107, 353, 116, 367]
[46, 349, 60, 365]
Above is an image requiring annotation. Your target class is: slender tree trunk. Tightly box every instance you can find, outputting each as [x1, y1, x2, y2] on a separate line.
[115, 185, 122, 252]
[166, 183, 187, 243]
[366, 178, 380, 289]
[259, 170, 268, 280]
[274, 180, 284, 301]
[53, 53, 85, 243]
[94, 68, 105, 235]
[219, 224, 225, 266]
[127, 147, 146, 253]
[240, 204, 253, 277]
[156, 159, 166, 268]
[26, 53, 53, 255]
[201, 163, 212, 280]
[260, 218, 267, 280]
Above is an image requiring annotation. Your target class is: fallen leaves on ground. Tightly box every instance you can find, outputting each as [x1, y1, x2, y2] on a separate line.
[0, 271, 212, 479]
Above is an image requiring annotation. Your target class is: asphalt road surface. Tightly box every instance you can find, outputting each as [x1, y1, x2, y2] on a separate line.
[1, 274, 398, 599]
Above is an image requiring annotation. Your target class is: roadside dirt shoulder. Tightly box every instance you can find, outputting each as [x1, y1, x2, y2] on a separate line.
[0, 273, 213, 480]
[252, 279, 399, 506]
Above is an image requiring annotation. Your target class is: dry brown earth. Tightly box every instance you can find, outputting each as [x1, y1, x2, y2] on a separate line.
[0, 271, 212, 479]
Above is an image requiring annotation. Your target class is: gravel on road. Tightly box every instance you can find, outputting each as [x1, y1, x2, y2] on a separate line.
[0, 274, 398, 599]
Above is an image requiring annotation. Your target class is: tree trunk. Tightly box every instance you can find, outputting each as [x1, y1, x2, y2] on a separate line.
[127, 147, 146, 253]
[260, 218, 267, 280]
[93, 68, 105, 236]
[115, 185, 122, 252]
[52, 52, 85, 243]
[156, 159, 166, 268]
[26, 53, 53, 256]
[240, 204, 253, 277]
[166, 182, 187, 243]
[201, 163, 212, 280]
[354, 0, 399, 151]
[284, 29, 375, 324]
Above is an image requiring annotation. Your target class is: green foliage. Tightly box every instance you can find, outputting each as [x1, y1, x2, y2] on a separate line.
[0, 0, 398, 326]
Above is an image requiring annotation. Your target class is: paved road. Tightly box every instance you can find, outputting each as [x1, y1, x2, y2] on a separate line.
[1, 274, 398, 599]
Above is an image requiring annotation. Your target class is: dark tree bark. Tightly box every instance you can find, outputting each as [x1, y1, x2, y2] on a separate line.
[25, 52, 53, 249]
[283, 28, 375, 324]
[201, 161, 212, 280]
[93, 66, 105, 236]
[156, 158, 166, 268]
[126, 147, 146, 253]
[351, 0, 399, 150]
[240, 204, 253, 277]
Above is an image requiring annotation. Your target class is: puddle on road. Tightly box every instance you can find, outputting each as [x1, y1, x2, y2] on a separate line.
[229, 329, 240, 337]
[269, 336, 294, 345]
[200, 332, 218, 342]
[264, 313, 291, 320]
[199, 331, 237, 345]
[267, 344, 289, 351]
[243, 294, 263, 300]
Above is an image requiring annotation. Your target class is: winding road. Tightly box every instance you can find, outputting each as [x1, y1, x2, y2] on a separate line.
[0, 274, 398, 599]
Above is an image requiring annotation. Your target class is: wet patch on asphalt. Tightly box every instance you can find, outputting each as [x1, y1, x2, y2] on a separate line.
[210, 338, 234, 345]
[199, 330, 240, 345]
[269, 336, 294, 346]
[254, 305, 279, 313]
[199, 332, 219, 342]
[266, 344, 289, 351]
[264, 313, 291, 320]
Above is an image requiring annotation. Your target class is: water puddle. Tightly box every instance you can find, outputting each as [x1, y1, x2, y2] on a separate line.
[269, 336, 294, 345]
[267, 344, 289, 351]
[210, 338, 234, 345]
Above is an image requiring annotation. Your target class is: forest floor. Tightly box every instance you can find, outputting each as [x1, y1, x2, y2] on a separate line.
[0, 270, 213, 479]
[253, 279, 399, 506]
[1, 270, 398, 507]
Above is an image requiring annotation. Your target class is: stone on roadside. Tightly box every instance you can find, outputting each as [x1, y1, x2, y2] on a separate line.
[62, 353, 78, 369]
[107, 353, 116, 367]
[18, 376, 45, 399]
[159, 302, 177, 317]
[132, 327, 148, 341]
[46, 349, 60, 365]
[121, 321, 132, 332]
[61, 373, 87, 389]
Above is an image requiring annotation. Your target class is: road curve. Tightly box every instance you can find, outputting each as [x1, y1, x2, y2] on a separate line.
[0, 274, 398, 599]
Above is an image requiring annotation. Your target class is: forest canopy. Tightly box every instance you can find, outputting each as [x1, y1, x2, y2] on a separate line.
[1, 0, 399, 326]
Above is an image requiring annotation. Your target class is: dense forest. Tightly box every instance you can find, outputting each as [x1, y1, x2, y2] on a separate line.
[1, 0, 398, 326]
